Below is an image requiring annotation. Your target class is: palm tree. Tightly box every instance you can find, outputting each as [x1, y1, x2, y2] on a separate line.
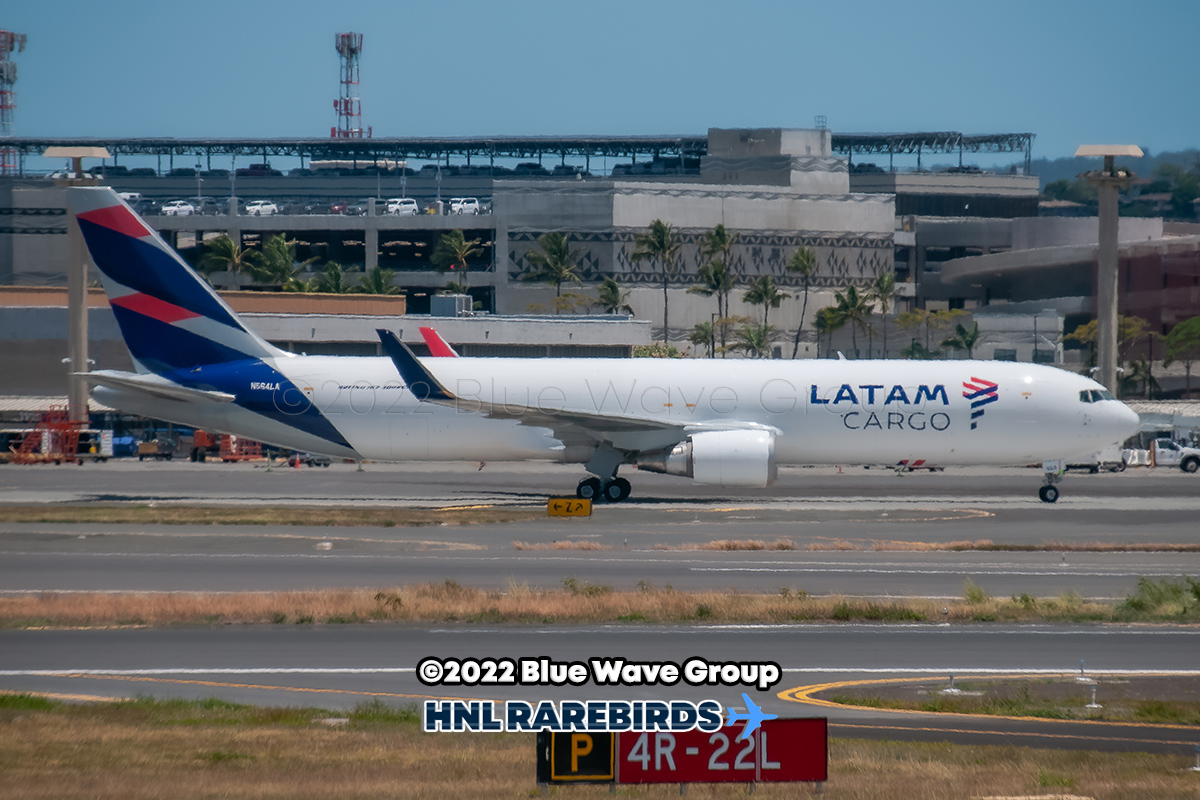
[314, 261, 350, 294]
[631, 219, 681, 341]
[689, 321, 714, 358]
[522, 232, 584, 297]
[353, 266, 401, 295]
[940, 321, 980, 358]
[701, 225, 739, 328]
[786, 246, 817, 358]
[815, 306, 842, 358]
[593, 277, 633, 315]
[688, 258, 734, 355]
[743, 275, 791, 331]
[1122, 359, 1160, 399]
[441, 280, 471, 296]
[249, 234, 318, 292]
[867, 269, 898, 358]
[431, 230, 483, 289]
[828, 286, 874, 357]
[929, 309, 969, 354]
[731, 322, 774, 359]
[197, 234, 261, 290]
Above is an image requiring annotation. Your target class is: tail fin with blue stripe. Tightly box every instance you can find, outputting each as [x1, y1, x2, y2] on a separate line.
[68, 187, 282, 375]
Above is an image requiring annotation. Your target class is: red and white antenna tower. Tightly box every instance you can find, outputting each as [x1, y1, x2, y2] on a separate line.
[0, 30, 28, 175]
[332, 32, 369, 139]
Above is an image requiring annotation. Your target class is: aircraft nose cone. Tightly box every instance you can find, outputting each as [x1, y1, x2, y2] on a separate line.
[1110, 401, 1141, 441]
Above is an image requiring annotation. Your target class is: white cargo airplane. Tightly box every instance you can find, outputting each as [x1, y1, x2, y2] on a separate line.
[70, 187, 1139, 503]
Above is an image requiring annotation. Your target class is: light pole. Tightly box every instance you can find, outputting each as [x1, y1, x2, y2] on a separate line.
[1076, 145, 1141, 393]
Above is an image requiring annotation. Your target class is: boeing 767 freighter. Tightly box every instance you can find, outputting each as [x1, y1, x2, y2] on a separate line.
[69, 188, 1139, 503]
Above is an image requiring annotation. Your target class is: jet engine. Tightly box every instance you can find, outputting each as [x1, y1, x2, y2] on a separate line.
[636, 430, 777, 487]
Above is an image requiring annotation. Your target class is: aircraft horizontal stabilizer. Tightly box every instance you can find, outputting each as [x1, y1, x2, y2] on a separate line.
[81, 370, 236, 405]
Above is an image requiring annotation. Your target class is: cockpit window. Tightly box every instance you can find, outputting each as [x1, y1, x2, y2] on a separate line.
[1091, 390, 1105, 402]
[1098, 390, 1115, 401]
[1079, 390, 1093, 403]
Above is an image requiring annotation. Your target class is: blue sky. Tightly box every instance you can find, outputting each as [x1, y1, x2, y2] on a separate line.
[5, 0, 1198, 166]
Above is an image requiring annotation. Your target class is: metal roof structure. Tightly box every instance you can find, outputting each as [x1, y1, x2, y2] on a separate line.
[12, 135, 711, 170]
[6, 131, 1036, 172]
[833, 132, 1035, 171]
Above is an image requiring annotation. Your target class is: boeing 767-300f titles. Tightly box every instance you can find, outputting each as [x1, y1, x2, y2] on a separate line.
[69, 187, 1140, 503]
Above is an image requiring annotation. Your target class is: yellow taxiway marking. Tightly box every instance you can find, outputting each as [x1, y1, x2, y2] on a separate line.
[779, 674, 1200, 731]
[1, 688, 120, 703]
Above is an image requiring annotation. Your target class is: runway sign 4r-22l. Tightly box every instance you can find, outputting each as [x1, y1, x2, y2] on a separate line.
[537, 718, 827, 786]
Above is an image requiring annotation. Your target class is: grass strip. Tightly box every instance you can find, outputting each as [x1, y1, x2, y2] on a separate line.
[0, 504, 542, 527]
[4, 577, 1199, 628]
[0, 694, 1196, 799]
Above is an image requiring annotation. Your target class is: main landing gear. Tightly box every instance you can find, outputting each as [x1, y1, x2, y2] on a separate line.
[576, 476, 632, 503]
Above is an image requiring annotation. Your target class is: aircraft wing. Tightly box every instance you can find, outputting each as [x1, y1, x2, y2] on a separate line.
[80, 370, 237, 405]
[377, 330, 685, 446]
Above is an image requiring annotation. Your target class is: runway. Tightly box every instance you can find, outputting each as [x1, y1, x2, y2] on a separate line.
[3, 460, 1198, 753]
[2, 623, 1197, 753]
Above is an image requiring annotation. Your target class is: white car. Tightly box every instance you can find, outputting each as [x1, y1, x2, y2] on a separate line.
[161, 200, 194, 216]
[386, 197, 419, 216]
[449, 197, 480, 215]
[245, 200, 278, 216]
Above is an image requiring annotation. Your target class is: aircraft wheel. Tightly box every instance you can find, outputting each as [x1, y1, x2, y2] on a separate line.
[1038, 484, 1059, 504]
[603, 477, 632, 503]
[576, 477, 602, 500]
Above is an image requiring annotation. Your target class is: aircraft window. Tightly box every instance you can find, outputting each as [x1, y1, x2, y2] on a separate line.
[1098, 390, 1115, 401]
[1090, 390, 1105, 402]
[1079, 391, 1093, 403]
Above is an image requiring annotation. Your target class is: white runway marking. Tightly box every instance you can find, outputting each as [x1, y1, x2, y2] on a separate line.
[2, 667, 1197, 677]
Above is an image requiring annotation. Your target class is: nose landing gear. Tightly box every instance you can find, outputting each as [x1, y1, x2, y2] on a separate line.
[1039, 459, 1064, 503]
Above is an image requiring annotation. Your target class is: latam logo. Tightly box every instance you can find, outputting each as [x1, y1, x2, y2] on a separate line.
[963, 377, 999, 430]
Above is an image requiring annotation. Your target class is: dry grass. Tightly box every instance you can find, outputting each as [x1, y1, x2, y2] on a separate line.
[0, 695, 1197, 799]
[0, 582, 1133, 628]
[0, 504, 542, 528]
[805, 539, 1200, 553]
[511, 540, 613, 550]
[651, 538, 799, 551]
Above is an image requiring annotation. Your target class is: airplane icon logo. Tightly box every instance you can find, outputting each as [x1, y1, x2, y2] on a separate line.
[725, 693, 777, 740]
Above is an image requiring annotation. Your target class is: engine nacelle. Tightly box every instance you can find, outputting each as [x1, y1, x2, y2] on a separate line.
[637, 430, 777, 487]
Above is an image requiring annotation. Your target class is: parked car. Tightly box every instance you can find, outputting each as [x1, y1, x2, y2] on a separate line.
[387, 197, 419, 216]
[193, 197, 222, 215]
[161, 200, 195, 216]
[117, 192, 144, 205]
[344, 199, 371, 216]
[235, 163, 282, 177]
[245, 200, 278, 216]
[449, 197, 480, 215]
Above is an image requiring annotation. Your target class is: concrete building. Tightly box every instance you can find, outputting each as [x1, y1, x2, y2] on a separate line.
[1, 128, 896, 350]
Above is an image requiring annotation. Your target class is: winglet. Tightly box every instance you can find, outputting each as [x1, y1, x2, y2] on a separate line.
[377, 329, 457, 402]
